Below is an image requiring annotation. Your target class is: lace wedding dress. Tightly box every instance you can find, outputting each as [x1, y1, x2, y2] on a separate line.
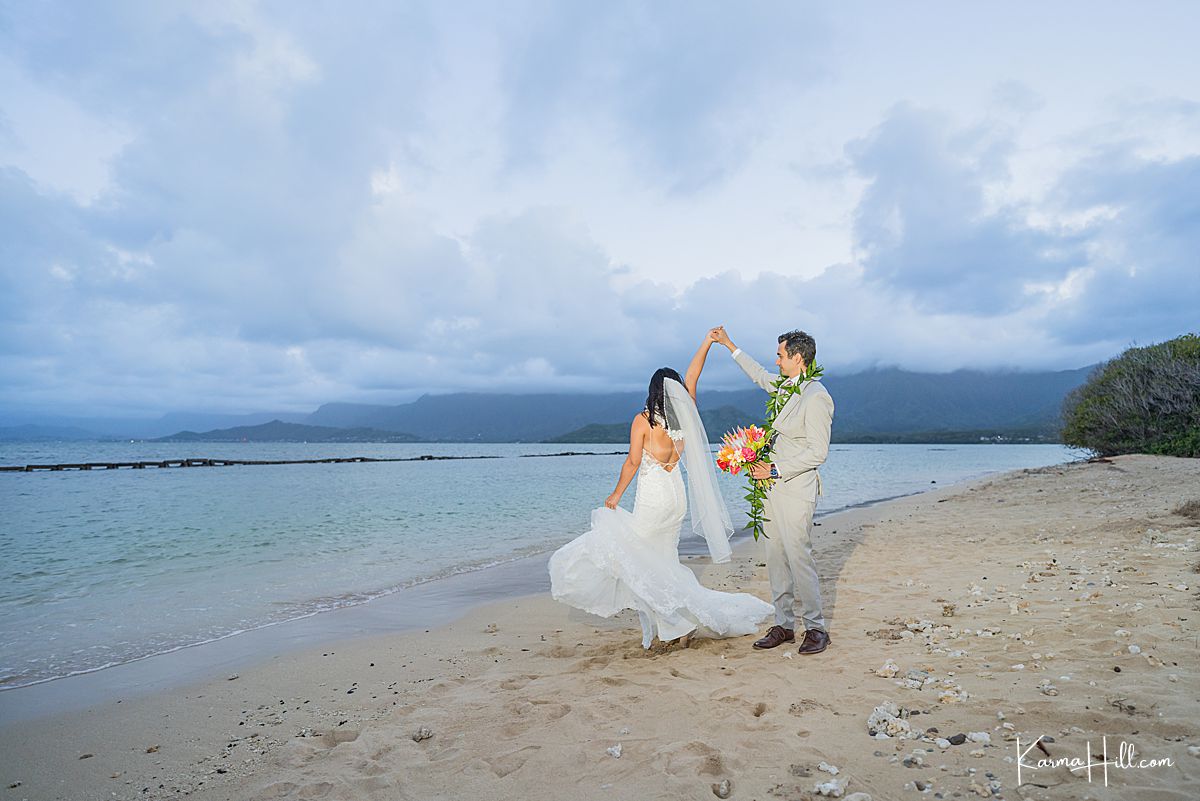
[548, 382, 772, 648]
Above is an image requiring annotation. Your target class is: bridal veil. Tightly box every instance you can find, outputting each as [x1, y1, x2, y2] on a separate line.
[662, 378, 734, 563]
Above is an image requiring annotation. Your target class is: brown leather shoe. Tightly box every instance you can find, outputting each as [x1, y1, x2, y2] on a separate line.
[797, 629, 830, 655]
[753, 625, 795, 649]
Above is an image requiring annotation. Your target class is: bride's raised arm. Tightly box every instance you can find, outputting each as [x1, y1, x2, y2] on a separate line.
[683, 335, 715, 401]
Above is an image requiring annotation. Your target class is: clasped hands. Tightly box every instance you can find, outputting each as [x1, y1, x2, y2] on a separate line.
[708, 325, 734, 349]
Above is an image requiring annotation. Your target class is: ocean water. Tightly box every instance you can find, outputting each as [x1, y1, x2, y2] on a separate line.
[0, 441, 1079, 689]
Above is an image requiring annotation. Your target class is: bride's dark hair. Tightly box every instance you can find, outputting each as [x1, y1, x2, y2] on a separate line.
[645, 367, 684, 429]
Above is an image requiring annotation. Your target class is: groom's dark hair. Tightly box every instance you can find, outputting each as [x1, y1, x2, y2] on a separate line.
[779, 330, 816, 365]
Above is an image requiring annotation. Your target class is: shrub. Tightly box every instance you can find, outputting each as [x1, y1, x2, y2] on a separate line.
[1061, 333, 1200, 457]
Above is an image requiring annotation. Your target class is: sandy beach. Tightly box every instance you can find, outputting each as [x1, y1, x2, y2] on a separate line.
[2, 454, 1198, 801]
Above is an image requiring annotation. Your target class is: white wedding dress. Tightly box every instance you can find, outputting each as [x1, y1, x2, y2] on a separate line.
[548, 382, 772, 648]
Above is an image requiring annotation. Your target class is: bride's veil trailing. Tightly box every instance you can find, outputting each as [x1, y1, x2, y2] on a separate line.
[662, 378, 734, 563]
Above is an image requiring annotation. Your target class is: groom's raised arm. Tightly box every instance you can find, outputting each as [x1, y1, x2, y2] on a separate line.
[733, 349, 776, 393]
[711, 326, 776, 393]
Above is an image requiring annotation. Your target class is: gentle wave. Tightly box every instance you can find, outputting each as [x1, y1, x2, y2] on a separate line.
[0, 542, 563, 690]
[0, 442, 1081, 689]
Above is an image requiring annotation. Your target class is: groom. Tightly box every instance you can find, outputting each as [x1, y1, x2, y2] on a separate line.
[710, 326, 834, 656]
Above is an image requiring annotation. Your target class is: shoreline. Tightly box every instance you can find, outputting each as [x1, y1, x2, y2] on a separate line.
[0, 551, 560, 724]
[0, 462, 1016, 705]
[0, 545, 556, 697]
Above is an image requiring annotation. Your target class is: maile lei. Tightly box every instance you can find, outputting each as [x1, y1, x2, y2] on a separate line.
[744, 361, 825, 541]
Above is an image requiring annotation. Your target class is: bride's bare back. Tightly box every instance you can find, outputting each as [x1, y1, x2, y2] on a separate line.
[640, 412, 683, 471]
[602, 335, 716, 511]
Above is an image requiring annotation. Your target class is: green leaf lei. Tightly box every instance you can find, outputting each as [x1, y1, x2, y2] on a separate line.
[744, 360, 825, 541]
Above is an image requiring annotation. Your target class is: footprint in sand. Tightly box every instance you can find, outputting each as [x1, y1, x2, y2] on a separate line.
[358, 758, 388, 778]
[529, 699, 572, 718]
[655, 740, 731, 778]
[569, 655, 614, 671]
[499, 674, 539, 691]
[428, 745, 462, 762]
[320, 728, 360, 748]
[296, 781, 335, 798]
[485, 745, 542, 778]
[426, 676, 470, 697]
[788, 698, 829, 715]
[367, 744, 396, 762]
[542, 644, 579, 659]
[500, 698, 572, 737]
[258, 782, 300, 799]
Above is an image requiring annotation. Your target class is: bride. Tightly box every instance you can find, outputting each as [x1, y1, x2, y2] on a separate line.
[548, 336, 773, 648]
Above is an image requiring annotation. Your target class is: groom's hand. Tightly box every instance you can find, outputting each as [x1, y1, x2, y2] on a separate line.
[749, 461, 773, 480]
[709, 326, 735, 350]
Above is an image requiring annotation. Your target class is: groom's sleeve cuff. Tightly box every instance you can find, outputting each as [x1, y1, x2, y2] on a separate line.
[731, 347, 742, 358]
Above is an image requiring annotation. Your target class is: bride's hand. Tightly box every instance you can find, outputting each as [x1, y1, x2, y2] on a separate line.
[709, 326, 732, 346]
[604, 493, 620, 510]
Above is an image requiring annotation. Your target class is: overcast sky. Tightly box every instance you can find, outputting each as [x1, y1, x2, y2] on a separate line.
[2, 1, 1198, 418]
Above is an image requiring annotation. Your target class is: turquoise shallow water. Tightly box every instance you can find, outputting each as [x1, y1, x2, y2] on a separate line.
[0, 442, 1079, 688]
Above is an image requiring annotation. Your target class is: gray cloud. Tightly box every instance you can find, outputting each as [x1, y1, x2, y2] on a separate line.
[847, 104, 1086, 316]
[0, 3, 1196, 420]
[1048, 149, 1200, 344]
[497, 1, 828, 191]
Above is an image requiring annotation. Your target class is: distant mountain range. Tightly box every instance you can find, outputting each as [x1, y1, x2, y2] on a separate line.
[0, 366, 1094, 443]
[153, 420, 419, 443]
[299, 366, 1091, 443]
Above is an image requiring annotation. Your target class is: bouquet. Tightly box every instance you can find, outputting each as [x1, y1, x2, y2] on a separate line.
[715, 425, 769, 475]
[716, 425, 773, 540]
[715, 360, 825, 541]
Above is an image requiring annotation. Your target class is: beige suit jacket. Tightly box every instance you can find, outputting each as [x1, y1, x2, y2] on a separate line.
[733, 349, 835, 503]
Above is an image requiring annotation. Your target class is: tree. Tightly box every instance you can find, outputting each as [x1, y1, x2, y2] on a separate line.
[1062, 333, 1200, 457]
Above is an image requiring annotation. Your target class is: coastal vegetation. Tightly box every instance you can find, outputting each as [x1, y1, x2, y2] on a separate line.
[1062, 334, 1200, 457]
